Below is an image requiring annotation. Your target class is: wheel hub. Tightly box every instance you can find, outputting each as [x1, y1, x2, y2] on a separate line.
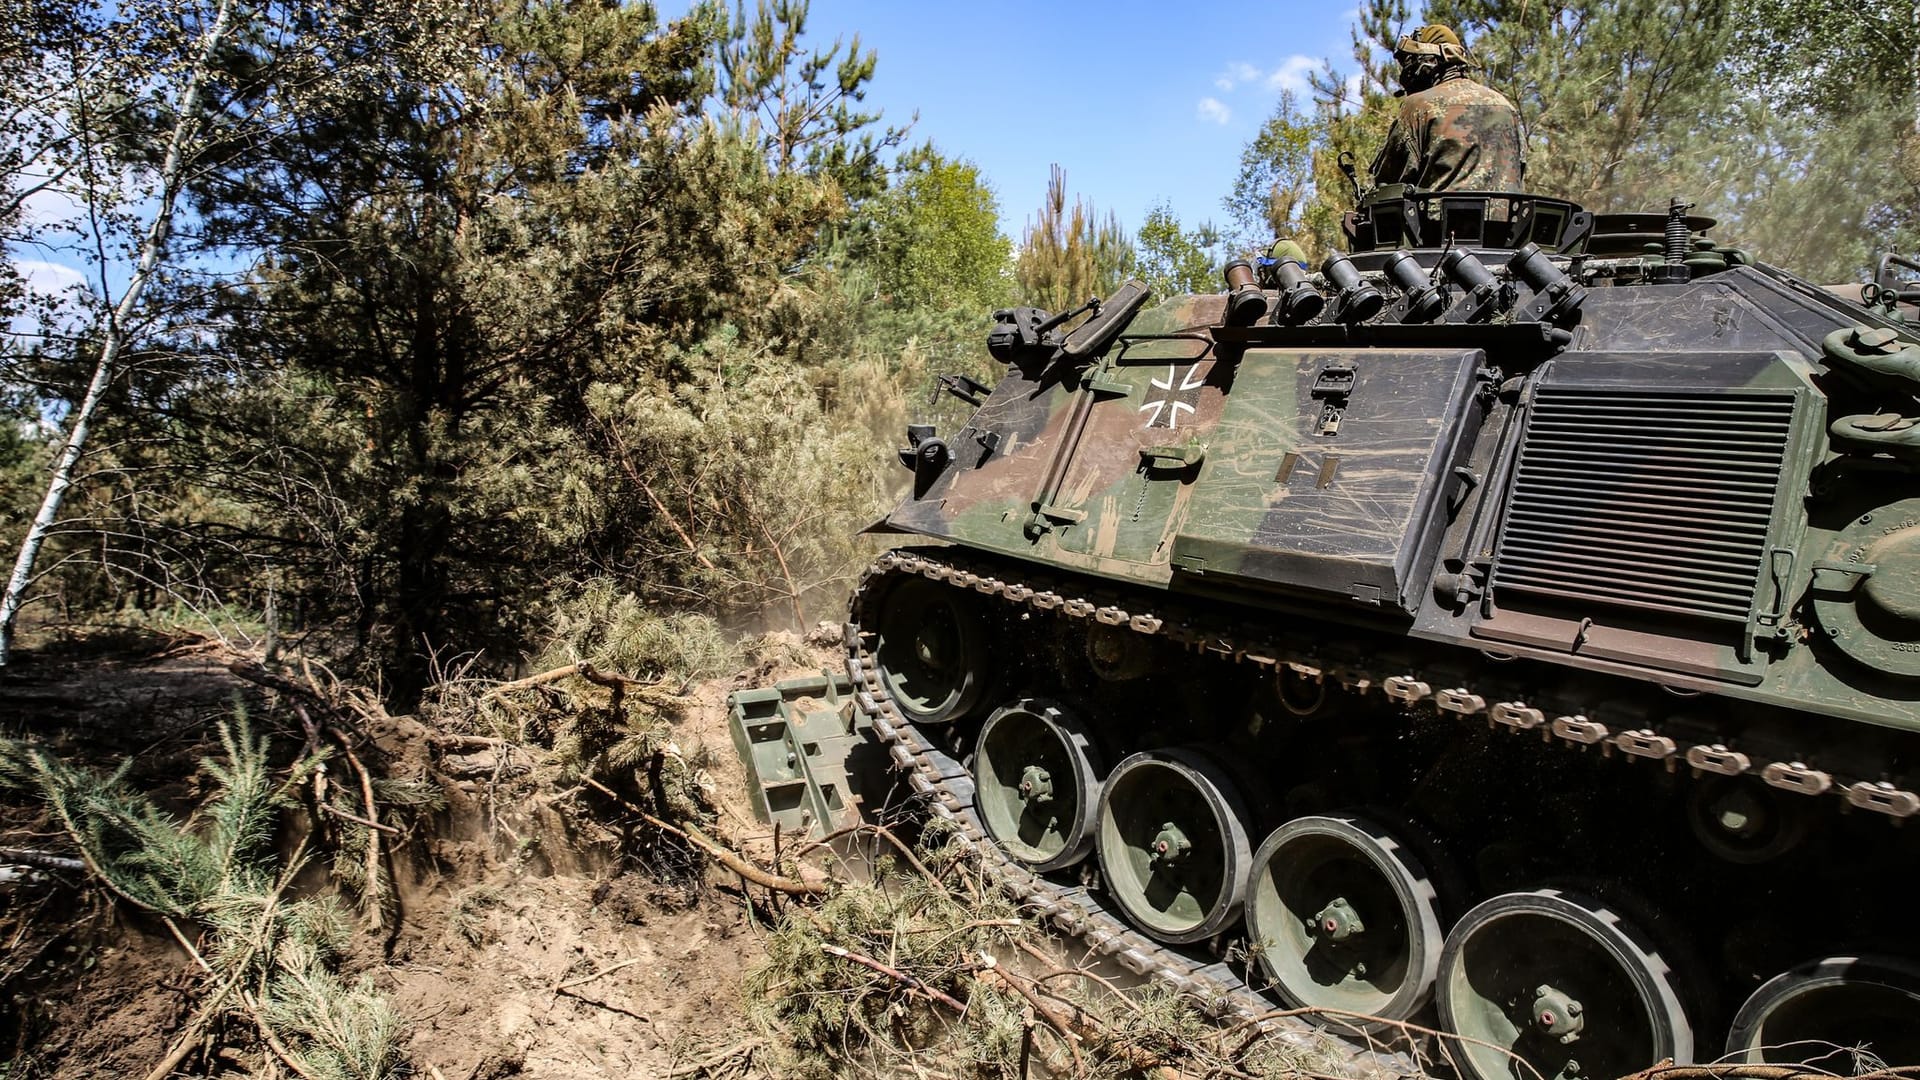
[1437, 890, 1692, 1080]
[1095, 750, 1254, 945]
[1688, 776, 1806, 864]
[1243, 815, 1448, 1029]
[1532, 983, 1586, 1043]
[915, 623, 952, 669]
[1313, 897, 1365, 943]
[972, 700, 1102, 872]
[1151, 822, 1191, 863]
[1017, 765, 1053, 804]
[1710, 787, 1764, 839]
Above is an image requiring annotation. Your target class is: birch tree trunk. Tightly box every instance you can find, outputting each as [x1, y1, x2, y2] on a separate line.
[0, 0, 238, 667]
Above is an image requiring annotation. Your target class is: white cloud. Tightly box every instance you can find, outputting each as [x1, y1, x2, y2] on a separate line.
[15, 176, 79, 228]
[7, 258, 89, 349]
[13, 258, 86, 297]
[1213, 61, 1260, 92]
[1196, 97, 1232, 125]
[1265, 54, 1318, 95]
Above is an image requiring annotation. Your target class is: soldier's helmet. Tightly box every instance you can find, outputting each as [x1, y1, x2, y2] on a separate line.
[1393, 24, 1477, 91]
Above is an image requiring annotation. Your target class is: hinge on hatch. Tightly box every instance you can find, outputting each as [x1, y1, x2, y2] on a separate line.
[1086, 373, 1131, 397]
[1139, 444, 1206, 470]
[1084, 359, 1131, 398]
[1024, 503, 1086, 539]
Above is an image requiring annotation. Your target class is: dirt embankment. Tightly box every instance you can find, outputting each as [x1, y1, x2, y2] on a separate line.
[0, 634, 820, 1079]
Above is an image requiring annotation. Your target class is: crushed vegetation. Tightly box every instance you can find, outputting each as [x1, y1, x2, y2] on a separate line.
[739, 821, 1367, 1080]
[23, 594, 1861, 1080]
[0, 716, 407, 1080]
[0, 597, 756, 1077]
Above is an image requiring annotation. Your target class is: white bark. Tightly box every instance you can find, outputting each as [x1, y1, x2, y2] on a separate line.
[0, 0, 238, 667]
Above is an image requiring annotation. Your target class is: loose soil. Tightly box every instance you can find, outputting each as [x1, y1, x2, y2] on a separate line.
[0, 630, 828, 1079]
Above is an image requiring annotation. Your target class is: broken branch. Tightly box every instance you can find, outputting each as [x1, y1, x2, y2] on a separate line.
[821, 943, 967, 1012]
[580, 777, 828, 896]
[329, 728, 386, 930]
[0, 848, 86, 873]
[552, 956, 646, 994]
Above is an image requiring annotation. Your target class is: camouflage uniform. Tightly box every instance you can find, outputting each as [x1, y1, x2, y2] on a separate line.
[1369, 29, 1525, 192]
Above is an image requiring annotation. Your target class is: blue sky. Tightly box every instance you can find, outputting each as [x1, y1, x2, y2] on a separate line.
[686, 0, 1371, 240]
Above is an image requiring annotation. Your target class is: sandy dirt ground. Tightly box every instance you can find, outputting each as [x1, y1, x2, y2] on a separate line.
[0, 630, 830, 1079]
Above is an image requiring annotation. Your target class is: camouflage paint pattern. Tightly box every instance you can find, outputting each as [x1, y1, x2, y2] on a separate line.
[1368, 75, 1525, 192]
[887, 293, 1231, 587]
[881, 256, 1920, 735]
[1171, 347, 1486, 610]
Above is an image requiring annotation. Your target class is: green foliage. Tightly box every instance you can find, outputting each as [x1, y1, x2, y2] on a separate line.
[858, 143, 1012, 311]
[537, 579, 735, 682]
[581, 338, 898, 628]
[715, 0, 908, 198]
[172, 0, 902, 702]
[0, 395, 47, 561]
[1735, 0, 1918, 117]
[1, 717, 409, 1078]
[1733, 0, 1920, 271]
[1224, 53, 1394, 261]
[1225, 91, 1317, 250]
[2, 0, 937, 704]
[259, 965, 406, 1080]
[0, 0, 490, 664]
[1134, 202, 1223, 299]
[1014, 165, 1137, 313]
[0, 717, 290, 915]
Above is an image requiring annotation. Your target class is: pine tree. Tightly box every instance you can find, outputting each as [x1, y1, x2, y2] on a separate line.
[1014, 165, 1135, 314]
[172, 0, 902, 702]
[0, 0, 481, 666]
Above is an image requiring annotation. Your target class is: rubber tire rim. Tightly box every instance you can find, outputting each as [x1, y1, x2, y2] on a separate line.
[1727, 955, 1920, 1065]
[1244, 814, 1444, 1030]
[973, 700, 1103, 872]
[1436, 889, 1693, 1080]
[1094, 748, 1253, 945]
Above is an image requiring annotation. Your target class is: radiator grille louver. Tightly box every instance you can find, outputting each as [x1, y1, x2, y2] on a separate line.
[1495, 388, 1795, 624]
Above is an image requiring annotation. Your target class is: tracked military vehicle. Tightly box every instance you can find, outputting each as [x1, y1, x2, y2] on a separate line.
[843, 188, 1920, 1077]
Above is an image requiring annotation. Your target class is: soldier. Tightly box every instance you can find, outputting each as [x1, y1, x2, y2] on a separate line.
[1368, 24, 1525, 192]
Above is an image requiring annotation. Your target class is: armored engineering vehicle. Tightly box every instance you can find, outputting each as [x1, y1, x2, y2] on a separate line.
[843, 189, 1920, 1077]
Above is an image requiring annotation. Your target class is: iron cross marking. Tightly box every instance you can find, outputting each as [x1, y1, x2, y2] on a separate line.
[1139, 364, 1206, 430]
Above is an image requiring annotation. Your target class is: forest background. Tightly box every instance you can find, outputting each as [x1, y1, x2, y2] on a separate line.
[1, 0, 1916, 708]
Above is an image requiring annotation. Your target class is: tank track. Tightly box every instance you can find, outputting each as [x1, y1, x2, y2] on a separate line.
[842, 544, 1913, 1072]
